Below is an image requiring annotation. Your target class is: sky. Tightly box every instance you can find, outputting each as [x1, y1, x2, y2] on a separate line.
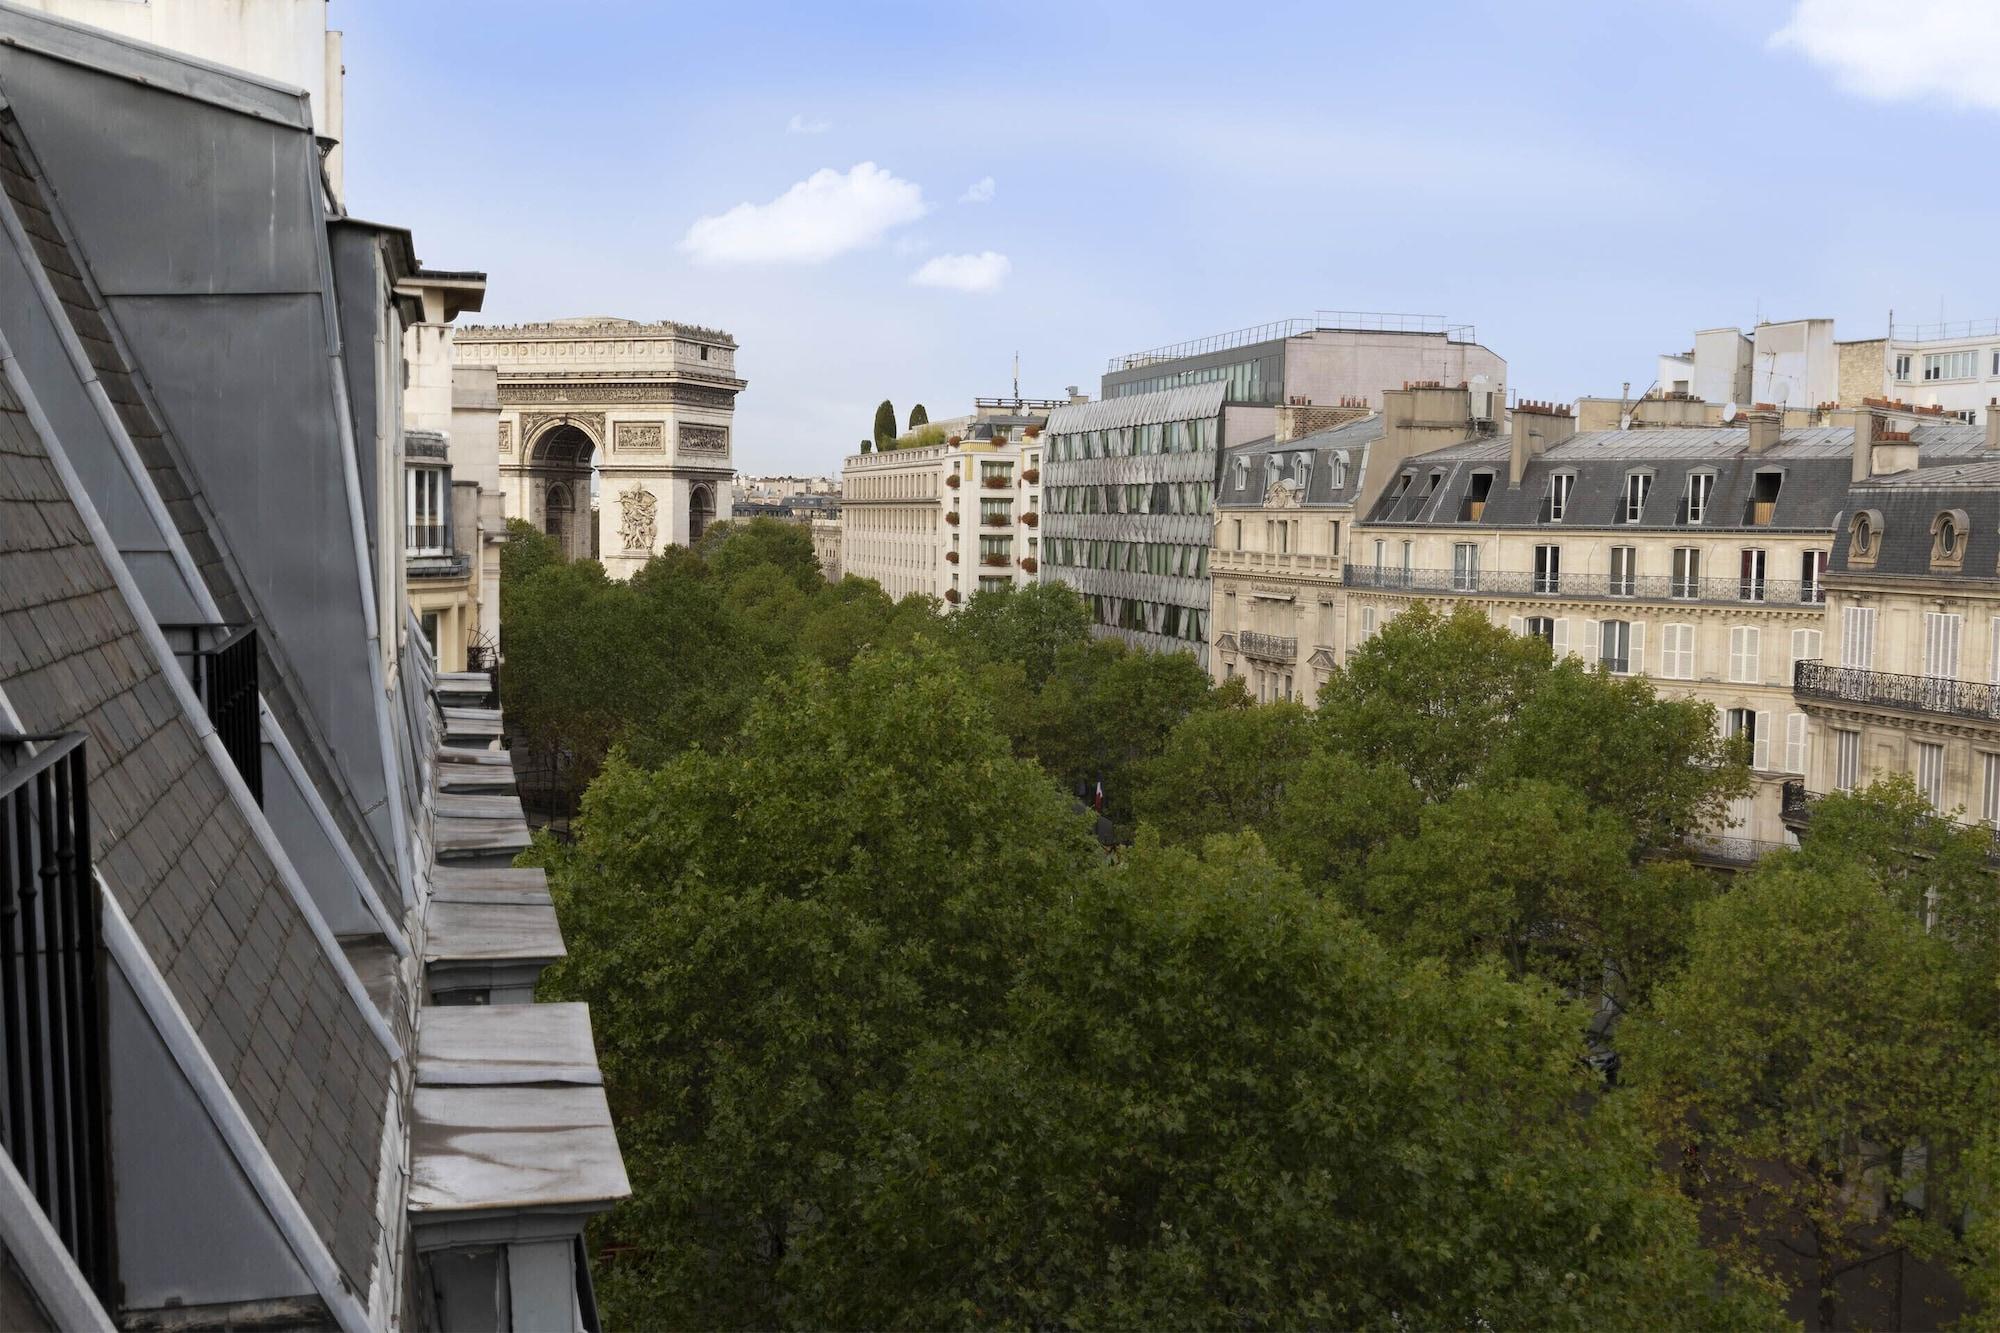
[337, 0, 2000, 475]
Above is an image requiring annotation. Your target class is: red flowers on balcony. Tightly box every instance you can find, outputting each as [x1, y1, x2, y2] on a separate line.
[944, 588, 961, 604]
[1020, 512, 1038, 527]
[1021, 468, 1039, 483]
[946, 474, 961, 488]
[982, 476, 1010, 489]
[1020, 556, 1038, 573]
[980, 554, 1009, 567]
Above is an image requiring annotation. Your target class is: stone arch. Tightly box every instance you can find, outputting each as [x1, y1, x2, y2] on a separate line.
[527, 422, 599, 561]
[689, 482, 716, 544]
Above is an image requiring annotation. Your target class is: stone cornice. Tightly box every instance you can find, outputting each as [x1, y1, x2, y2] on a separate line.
[457, 318, 736, 346]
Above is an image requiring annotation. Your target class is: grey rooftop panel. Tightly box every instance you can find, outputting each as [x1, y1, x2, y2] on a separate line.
[424, 898, 565, 966]
[434, 792, 528, 823]
[429, 866, 551, 906]
[408, 1086, 629, 1216]
[416, 1004, 602, 1087]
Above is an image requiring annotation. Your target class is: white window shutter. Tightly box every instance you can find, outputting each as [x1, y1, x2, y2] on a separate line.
[1581, 618, 1597, 662]
[1754, 711, 1772, 771]
[1629, 621, 1646, 673]
[1786, 712, 1808, 774]
[1990, 616, 2000, 685]
[1508, 616, 1524, 636]
[1553, 618, 1570, 657]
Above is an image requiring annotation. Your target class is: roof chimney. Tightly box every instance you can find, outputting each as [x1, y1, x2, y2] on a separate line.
[1744, 406, 1781, 455]
[1508, 399, 1575, 489]
[1988, 398, 1999, 451]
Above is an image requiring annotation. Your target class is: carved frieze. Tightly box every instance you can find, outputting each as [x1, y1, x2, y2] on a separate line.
[618, 484, 658, 553]
[498, 381, 738, 408]
[496, 421, 512, 454]
[615, 421, 665, 453]
[521, 411, 605, 452]
[679, 423, 730, 454]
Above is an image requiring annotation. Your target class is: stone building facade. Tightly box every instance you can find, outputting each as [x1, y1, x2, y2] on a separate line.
[454, 318, 744, 578]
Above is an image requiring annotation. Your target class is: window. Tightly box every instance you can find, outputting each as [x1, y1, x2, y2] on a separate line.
[1744, 471, 1781, 525]
[420, 611, 440, 651]
[1390, 472, 1413, 502]
[1850, 509, 1881, 565]
[1924, 350, 1977, 381]
[1609, 546, 1636, 597]
[1534, 544, 1562, 594]
[1525, 616, 1555, 646]
[1399, 540, 1413, 583]
[1834, 728, 1861, 790]
[1728, 626, 1761, 682]
[1785, 713, 1808, 774]
[1933, 508, 1969, 569]
[1914, 741, 1946, 810]
[1662, 624, 1695, 679]
[407, 466, 447, 553]
[1600, 619, 1633, 674]
[1893, 353, 1912, 382]
[1993, 350, 2000, 377]
[1791, 628, 1822, 678]
[1671, 547, 1701, 599]
[1924, 611, 1963, 678]
[1361, 606, 1378, 641]
[1800, 550, 1827, 603]
[1739, 548, 1767, 602]
[1681, 472, 1714, 524]
[1233, 518, 1243, 549]
[1985, 752, 2000, 829]
[1540, 472, 1574, 523]
[1452, 542, 1480, 592]
[1460, 472, 1493, 522]
[1278, 522, 1290, 554]
[1327, 520, 1341, 555]
[1841, 606, 1876, 669]
[1373, 539, 1386, 576]
[1725, 708, 1769, 770]
[1623, 472, 1651, 522]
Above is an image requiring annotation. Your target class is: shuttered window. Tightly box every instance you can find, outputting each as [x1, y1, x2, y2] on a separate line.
[1728, 626, 1760, 683]
[1924, 612, 1963, 679]
[1790, 628, 1822, 679]
[1841, 606, 1876, 669]
[1984, 752, 2000, 828]
[1834, 729, 1861, 791]
[1662, 623, 1695, 679]
[1915, 741, 1946, 811]
[1785, 713, 1808, 775]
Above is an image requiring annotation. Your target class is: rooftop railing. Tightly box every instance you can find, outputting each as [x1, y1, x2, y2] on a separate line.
[1890, 317, 2000, 342]
[160, 624, 262, 804]
[1344, 566, 1826, 607]
[1107, 312, 1473, 372]
[0, 732, 111, 1300]
[1793, 659, 2000, 722]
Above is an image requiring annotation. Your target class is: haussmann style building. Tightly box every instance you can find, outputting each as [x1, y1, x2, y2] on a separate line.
[0, 5, 625, 1329]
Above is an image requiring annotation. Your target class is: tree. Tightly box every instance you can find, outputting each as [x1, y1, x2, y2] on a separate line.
[535, 642, 1101, 1328]
[1130, 699, 1316, 845]
[1625, 853, 1989, 1330]
[499, 517, 563, 598]
[859, 437, 872, 454]
[907, 403, 928, 430]
[704, 517, 825, 592]
[1315, 603, 1550, 797]
[873, 398, 897, 448]
[948, 580, 1091, 689]
[1268, 750, 1424, 889]
[786, 834, 1781, 1329]
[1019, 638, 1215, 825]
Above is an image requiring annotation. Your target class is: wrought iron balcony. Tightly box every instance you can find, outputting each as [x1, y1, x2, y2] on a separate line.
[981, 515, 1012, 528]
[0, 732, 112, 1300]
[1240, 631, 1298, 661]
[406, 522, 449, 553]
[1344, 566, 1826, 607]
[1794, 659, 2000, 722]
[160, 624, 262, 804]
[408, 551, 472, 580]
[981, 475, 1012, 489]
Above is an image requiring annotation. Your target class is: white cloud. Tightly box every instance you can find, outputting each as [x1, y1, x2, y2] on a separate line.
[786, 113, 831, 134]
[909, 251, 1011, 293]
[1770, 0, 2000, 111]
[680, 163, 928, 265]
[959, 175, 996, 203]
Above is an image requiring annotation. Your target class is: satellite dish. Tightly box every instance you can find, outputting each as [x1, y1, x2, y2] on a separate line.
[1721, 401, 1739, 423]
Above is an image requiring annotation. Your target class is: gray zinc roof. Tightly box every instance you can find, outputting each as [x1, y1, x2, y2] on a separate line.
[1218, 414, 1382, 509]
[1045, 381, 1227, 434]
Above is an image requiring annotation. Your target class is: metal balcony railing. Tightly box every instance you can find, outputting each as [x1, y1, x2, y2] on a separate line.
[161, 624, 262, 804]
[1344, 566, 1826, 607]
[406, 522, 449, 554]
[1793, 659, 2000, 722]
[1240, 631, 1298, 661]
[0, 732, 112, 1300]
[1780, 776, 2000, 852]
[981, 515, 1012, 528]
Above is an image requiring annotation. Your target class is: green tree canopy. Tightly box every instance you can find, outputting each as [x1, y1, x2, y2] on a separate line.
[948, 579, 1092, 688]
[907, 403, 927, 430]
[1130, 697, 1317, 845]
[872, 398, 897, 448]
[1019, 637, 1215, 825]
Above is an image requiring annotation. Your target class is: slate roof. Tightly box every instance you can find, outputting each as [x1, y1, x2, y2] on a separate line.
[0, 107, 401, 908]
[1218, 415, 1383, 509]
[0, 371, 388, 1293]
[1363, 421, 1990, 533]
[1829, 458, 2000, 580]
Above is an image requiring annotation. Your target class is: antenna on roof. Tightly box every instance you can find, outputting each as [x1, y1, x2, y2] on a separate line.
[1721, 401, 1739, 424]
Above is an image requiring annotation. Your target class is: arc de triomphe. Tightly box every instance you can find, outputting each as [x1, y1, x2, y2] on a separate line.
[452, 317, 743, 578]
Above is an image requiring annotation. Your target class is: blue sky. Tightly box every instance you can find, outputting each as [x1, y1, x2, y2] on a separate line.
[338, 0, 2000, 474]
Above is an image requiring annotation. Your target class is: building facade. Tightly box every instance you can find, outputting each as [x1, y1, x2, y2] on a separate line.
[0, 7, 622, 1329]
[840, 402, 1049, 606]
[454, 318, 744, 578]
[1103, 313, 1506, 418]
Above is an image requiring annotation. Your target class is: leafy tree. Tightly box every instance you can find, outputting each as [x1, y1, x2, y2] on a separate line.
[1020, 637, 1214, 825]
[859, 437, 872, 454]
[948, 580, 1091, 688]
[891, 424, 948, 449]
[1130, 698, 1316, 845]
[1625, 853, 1989, 1330]
[704, 517, 825, 592]
[499, 517, 563, 596]
[1268, 749, 1424, 889]
[789, 834, 1781, 1330]
[535, 642, 1100, 1327]
[873, 398, 897, 448]
[907, 403, 927, 430]
[1315, 603, 1550, 797]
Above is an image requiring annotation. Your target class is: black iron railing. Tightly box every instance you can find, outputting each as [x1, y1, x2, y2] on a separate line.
[1794, 658, 2000, 722]
[1345, 566, 1826, 606]
[1778, 777, 2000, 852]
[1240, 631, 1298, 660]
[161, 624, 262, 804]
[466, 635, 501, 709]
[1687, 835, 1789, 866]
[0, 733, 111, 1299]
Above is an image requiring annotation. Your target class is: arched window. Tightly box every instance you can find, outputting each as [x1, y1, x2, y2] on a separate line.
[1849, 508, 1883, 567]
[690, 483, 716, 543]
[1931, 507, 1969, 569]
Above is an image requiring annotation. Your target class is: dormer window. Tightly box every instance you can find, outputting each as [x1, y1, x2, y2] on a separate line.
[1539, 472, 1574, 523]
[1931, 508, 1969, 570]
[1422, 469, 1443, 497]
[1745, 471, 1782, 526]
[1680, 472, 1715, 525]
[1391, 471, 1414, 502]
[1460, 470, 1494, 522]
[1849, 508, 1883, 568]
[1622, 471, 1651, 523]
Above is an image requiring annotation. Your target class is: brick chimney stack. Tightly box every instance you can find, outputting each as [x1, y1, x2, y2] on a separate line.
[1508, 399, 1575, 490]
[1988, 398, 1999, 451]
[1744, 404, 1781, 454]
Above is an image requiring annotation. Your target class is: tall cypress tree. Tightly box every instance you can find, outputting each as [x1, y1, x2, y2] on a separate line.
[908, 404, 929, 431]
[873, 400, 898, 449]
